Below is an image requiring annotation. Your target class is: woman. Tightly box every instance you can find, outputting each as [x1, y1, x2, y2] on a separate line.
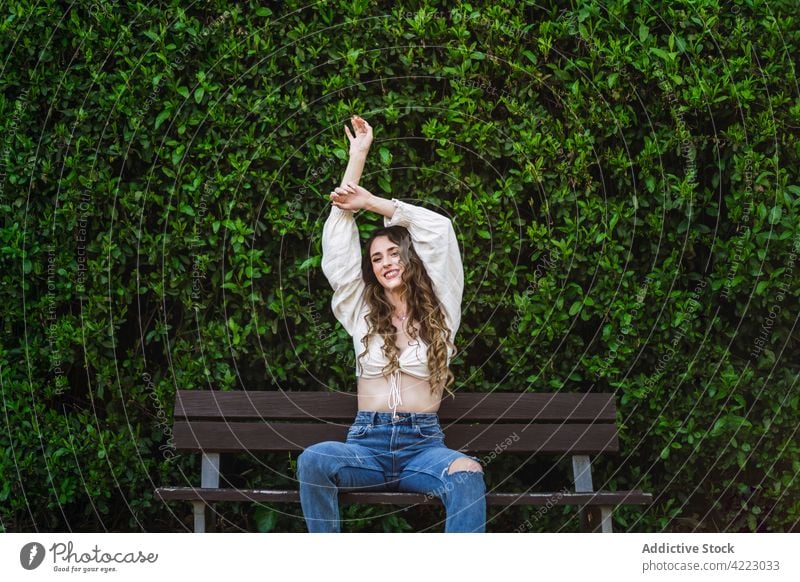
[297, 115, 486, 533]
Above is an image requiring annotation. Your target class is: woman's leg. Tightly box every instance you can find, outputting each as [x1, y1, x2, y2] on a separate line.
[297, 440, 387, 532]
[398, 445, 486, 533]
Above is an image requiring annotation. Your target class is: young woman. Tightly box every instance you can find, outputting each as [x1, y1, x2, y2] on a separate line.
[297, 115, 486, 533]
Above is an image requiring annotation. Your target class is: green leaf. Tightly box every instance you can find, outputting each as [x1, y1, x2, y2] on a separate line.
[768, 206, 782, 224]
[172, 144, 186, 166]
[569, 301, 582, 316]
[639, 24, 649, 43]
[299, 256, 320, 270]
[379, 147, 391, 164]
[650, 47, 675, 62]
[194, 86, 205, 103]
[253, 506, 278, 532]
[176, 86, 190, 98]
[377, 175, 392, 193]
[154, 108, 171, 130]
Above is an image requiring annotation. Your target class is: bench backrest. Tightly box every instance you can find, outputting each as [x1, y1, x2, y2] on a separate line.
[170, 390, 620, 455]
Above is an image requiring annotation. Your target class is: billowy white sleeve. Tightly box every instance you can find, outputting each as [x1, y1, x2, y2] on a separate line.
[383, 198, 464, 340]
[321, 206, 366, 337]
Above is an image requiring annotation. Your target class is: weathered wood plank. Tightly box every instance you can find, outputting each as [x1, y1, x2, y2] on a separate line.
[173, 390, 616, 422]
[172, 421, 619, 453]
[155, 487, 653, 506]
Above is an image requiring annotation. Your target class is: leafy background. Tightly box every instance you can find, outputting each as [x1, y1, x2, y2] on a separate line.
[1, 0, 798, 532]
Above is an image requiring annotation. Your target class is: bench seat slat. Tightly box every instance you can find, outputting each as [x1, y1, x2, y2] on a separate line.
[174, 391, 616, 422]
[154, 487, 652, 506]
[173, 421, 619, 454]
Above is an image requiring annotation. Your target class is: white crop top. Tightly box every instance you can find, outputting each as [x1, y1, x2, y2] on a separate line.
[321, 198, 464, 417]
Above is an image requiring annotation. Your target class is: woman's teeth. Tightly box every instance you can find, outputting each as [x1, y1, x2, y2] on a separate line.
[385, 270, 399, 280]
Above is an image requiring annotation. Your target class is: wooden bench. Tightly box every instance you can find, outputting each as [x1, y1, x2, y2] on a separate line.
[155, 390, 652, 532]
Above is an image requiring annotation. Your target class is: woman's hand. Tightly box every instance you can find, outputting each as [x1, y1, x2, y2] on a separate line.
[345, 115, 373, 156]
[330, 182, 373, 212]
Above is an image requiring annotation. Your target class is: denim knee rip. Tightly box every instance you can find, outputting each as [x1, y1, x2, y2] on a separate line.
[442, 455, 484, 478]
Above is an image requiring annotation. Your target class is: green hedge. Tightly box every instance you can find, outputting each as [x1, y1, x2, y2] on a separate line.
[1, 0, 798, 532]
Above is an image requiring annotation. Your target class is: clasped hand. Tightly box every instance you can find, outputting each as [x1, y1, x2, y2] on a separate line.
[330, 182, 372, 211]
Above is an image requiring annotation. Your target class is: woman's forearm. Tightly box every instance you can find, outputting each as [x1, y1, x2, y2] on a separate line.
[339, 153, 367, 188]
[365, 194, 396, 219]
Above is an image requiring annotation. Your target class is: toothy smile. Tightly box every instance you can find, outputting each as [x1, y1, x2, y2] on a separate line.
[383, 269, 400, 280]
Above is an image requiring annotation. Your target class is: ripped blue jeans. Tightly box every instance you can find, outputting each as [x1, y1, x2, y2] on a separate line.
[297, 410, 486, 532]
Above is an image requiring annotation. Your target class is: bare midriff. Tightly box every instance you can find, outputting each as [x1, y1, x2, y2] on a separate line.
[357, 373, 441, 413]
[355, 318, 442, 414]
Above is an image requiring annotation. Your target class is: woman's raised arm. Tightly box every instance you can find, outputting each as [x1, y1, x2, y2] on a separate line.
[321, 205, 366, 337]
[379, 197, 464, 340]
[320, 116, 374, 337]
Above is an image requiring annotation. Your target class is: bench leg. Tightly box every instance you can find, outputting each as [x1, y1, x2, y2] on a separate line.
[192, 502, 206, 533]
[600, 506, 613, 532]
[572, 455, 594, 492]
[581, 505, 613, 533]
[572, 455, 613, 533]
[572, 455, 594, 532]
[191, 453, 220, 533]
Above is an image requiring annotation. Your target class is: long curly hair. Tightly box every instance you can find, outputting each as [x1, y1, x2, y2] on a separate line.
[357, 225, 457, 400]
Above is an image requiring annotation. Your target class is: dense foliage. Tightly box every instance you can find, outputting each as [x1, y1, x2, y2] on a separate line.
[1, 0, 798, 532]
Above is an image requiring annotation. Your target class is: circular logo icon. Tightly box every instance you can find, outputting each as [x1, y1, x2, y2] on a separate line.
[20, 542, 46, 570]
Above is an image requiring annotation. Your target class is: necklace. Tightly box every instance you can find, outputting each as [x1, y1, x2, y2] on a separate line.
[393, 311, 408, 322]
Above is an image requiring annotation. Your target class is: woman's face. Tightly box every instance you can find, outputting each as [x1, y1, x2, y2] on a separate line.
[370, 235, 405, 290]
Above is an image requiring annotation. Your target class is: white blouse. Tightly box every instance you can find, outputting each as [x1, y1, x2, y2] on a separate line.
[321, 198, 464, 416]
